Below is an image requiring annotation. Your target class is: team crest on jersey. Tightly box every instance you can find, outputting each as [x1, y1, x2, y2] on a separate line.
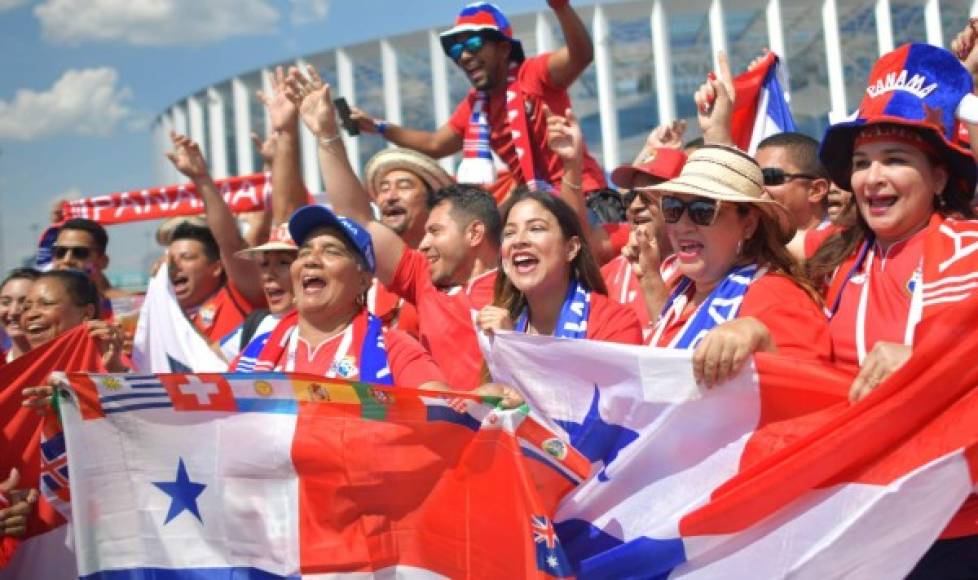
[199, 305, 216, 326]
[330, 355, 358, 379]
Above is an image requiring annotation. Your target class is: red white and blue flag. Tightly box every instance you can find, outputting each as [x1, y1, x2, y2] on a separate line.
[485, 301, 978, 578]
[731, 52, 796, 154]
[53, 372, 589, 578]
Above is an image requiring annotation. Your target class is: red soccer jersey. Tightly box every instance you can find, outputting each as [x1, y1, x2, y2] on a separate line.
[602, 254, 680, 341]
[368, 279, 420, 339]
[652, 272, 831, 361]
[190, 282, 264, 344]
[803, 222, 842, 260]
[448, 54, 606, 192]
[827, 232, 924, 373]
[388, 249, 497, 391]
[584, 292, 643, 345]
[290, 327, 445, 389]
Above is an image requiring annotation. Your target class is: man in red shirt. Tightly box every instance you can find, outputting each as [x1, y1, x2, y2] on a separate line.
[754, 132, 834, 260]
[288, 69, 501, 390]
[349, 1, 605, 192]
[362, 148, 455, 338]
[601, 148, 686, 336]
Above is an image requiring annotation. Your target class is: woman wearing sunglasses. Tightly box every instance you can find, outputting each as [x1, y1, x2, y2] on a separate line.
[643, 145, 830, 386]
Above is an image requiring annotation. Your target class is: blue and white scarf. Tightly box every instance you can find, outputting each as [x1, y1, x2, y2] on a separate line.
[652, 264, 762, 349]
[516, 279, 591, 339]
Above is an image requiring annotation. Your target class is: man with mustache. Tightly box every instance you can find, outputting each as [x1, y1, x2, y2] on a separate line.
[349, 1, 605, 193]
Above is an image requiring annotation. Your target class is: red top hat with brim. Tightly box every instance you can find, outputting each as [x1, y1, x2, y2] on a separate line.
[819, 43, 978, 194]
[439, 2, 525, 63]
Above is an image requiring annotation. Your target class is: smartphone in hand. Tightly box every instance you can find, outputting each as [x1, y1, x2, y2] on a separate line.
[333, 97, 360, 136]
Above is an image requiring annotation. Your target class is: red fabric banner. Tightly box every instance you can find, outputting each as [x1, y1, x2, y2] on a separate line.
[60, 173, 271, 225]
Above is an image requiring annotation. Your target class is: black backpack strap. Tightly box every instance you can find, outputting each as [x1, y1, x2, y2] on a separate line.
[239, 308, 270, 350]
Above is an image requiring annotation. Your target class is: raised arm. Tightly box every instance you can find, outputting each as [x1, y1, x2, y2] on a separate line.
[694, 51, 736, 147]
[633, 120, 686, 165]
[286, 67, 408, 285]
[348, 106, 462, 159]
[545, 105, 589, 231]
[165, 132, 264, 304]
[546, 0, 594, 88]
[258, 66, 308, 224]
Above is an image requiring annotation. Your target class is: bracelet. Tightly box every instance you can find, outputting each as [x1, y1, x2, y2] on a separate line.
[375, 120, 388, 135]
[318, 134, 342, 147]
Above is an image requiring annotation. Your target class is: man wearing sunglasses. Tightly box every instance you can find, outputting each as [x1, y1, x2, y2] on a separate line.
[51, 218, 132, 314]
[754, 133, 832, 260]
[347, 1, 605, 193]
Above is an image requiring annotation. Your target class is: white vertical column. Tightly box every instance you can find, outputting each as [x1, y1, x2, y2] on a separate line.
[765, 0, 788, 71]
[924, 0, 943, 47]
[172, 103, 188, 137]
[380, 39, 402, 150]
[429, 29, 454, 174]
[295, 58, 324, 191]
[187, 95, 206, 153]
[651, 0, 676, 125]
[232, 77, 255, 176]
[335, 48, 360, 179]
[972, 0, 978, 16]
[261, 68, 274, 137]
[822, 0, 847, 120]
[708, 0, 728, 72]
[206, 87, 229, 179]
[875, 0, 894, 55]
[593, 4, 620, 169]
[535, 12, 556, 54]
[156, 117, 174, 184]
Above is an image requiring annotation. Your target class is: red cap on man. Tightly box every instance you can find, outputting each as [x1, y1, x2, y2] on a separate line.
[610, 148, 687, 189]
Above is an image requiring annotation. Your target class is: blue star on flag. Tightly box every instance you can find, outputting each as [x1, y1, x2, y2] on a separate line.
[153, 458, 207, 524]
[555, 385, 638, 482]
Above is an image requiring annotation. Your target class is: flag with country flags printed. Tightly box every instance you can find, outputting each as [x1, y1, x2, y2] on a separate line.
[485, 300, 978, 578]
[56, 372, 589, 578]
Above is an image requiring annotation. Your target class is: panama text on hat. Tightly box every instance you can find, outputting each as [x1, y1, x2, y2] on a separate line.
[819, 43, 977, 194]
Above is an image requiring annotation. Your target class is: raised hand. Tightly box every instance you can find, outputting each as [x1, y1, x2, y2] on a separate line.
[285, 66, 339, 139]
[165, 132, 210, 181]
[645, 119, 687, 152]
[952, 19, 978, 87]
[544, 105, 583, 163]
[348, 105, 379, 134]
[694, 51, 736, 145]
[251, 131, 278, 171]
[0, 468, 38, 538]
[476, 305, 515, 336]
[87, 320, 127, 372]
[624, 223, 662, 281]
[256, 66, 298, 133]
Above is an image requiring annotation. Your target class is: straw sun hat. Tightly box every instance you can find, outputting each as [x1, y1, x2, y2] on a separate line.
[363, 148, 454, 199]
[641, 144, 795, 244]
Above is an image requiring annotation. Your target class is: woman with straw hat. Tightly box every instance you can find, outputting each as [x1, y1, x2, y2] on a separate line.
[642, 144, 830, 387]
[809, 43, 978, 576]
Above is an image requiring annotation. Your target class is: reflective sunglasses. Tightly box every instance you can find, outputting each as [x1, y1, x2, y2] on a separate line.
[762, 167, 817, 187]
[448, 34, 486, 61]
[53, 245, 92, 260]
[659, 195, 722, 227]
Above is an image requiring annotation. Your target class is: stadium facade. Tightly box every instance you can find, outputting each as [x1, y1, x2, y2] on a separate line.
[152, 0, 978, 188]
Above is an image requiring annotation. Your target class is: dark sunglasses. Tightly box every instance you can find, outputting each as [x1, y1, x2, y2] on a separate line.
[53, 245, 92, 260]
[762, 167, 817, 187]
[448, 34, 486, 61]
[660, 195, 722, 227]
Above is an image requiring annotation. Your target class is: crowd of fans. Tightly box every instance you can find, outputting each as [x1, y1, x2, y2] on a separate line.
[4, 0, 978, 576]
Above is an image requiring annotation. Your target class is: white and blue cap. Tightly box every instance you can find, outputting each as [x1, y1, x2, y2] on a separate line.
[288, 205, 377, 273]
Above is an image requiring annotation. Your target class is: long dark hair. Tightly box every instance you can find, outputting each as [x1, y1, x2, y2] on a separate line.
[492, 188, 607, 320]
[736, 206, 823, 304]
[807, 137, 975, 285]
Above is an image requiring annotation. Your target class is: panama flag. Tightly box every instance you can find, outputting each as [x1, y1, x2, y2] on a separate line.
[55, 371, 590, 579]
[731, 52, 795, 154]
[485, 301, 978, 578]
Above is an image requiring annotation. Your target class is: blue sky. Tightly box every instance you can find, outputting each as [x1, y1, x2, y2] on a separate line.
[0, 0, 560, 282]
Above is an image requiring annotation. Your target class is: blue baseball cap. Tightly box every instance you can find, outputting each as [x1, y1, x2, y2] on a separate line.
[288, 205, 376, 273]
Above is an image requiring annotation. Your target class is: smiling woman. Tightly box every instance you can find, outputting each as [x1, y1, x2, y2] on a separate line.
[0, 268, 39, 365]
[476, 187, 642, 345]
